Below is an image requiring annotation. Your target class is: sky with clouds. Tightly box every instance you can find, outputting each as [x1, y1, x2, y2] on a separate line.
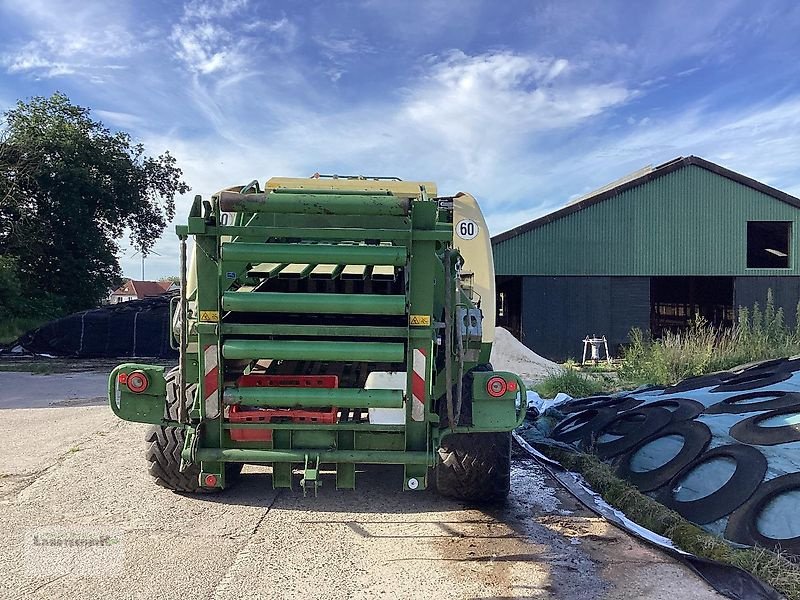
[2, 0, 800, 279]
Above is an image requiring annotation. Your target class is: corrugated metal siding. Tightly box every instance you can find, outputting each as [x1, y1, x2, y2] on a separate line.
[494, 166, 800, 276]
[521, 276, 649, 361]
[734, 277, 800, 328]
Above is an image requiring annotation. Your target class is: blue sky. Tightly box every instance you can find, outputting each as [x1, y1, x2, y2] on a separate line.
[2, 0, 800, 279]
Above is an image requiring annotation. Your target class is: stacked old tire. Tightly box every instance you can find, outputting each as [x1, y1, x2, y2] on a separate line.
[548, 358, 800, 556]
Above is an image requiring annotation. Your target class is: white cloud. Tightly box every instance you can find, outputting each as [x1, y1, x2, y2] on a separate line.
[170, 2, 295, 76]
[240, 50, 633, 200]
[171, 20, 249, 75]
[181, 0, 248, 20]
[94, 109, 144, 130]
[115, 49, 634, 277]
[105, 36, 800, 277]
[402, 50, 630, 174]
[0, 4, 141, 79]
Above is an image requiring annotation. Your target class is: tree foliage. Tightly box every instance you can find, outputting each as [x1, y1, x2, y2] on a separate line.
[0, 92, 188, 316]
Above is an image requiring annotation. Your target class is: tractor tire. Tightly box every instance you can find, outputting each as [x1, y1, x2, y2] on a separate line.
[435, 431, 511, 505]
[145, 367, 238, 493]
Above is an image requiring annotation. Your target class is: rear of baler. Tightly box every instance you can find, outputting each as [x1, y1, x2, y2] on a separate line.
[109, 176, 525, 502]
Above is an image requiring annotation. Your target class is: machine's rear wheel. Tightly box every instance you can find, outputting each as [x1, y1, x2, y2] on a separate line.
[435, 431, 511, 504]
[145, 367, 239, 493]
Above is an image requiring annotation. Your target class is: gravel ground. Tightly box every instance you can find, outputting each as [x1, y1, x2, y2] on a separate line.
[0, 370, 724, 599]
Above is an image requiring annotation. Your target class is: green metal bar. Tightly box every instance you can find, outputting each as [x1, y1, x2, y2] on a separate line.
[221, 291, 406, 315]
[337, 431, 356, 490]
[218, 191, 410, 216]
[190, 447, 432, 465]
[221, 226, 407, 241]
[220, 324, 408, 338]
[272, 187, 391, 196]
[223, 387, 403, 409]
[404, 198, 439, 489]
[222, 339, 405, 362]
[215, 226, 423, 242]
[216, 226, 451, 242]
[272, 428, 293, 489]
[223, 422, 405, 432]
[222, 242, 406, 266]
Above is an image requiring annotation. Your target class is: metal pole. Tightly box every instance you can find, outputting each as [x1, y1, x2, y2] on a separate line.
[444, 248, 455, 428]
[190, 447, 432, 465]
[222, 291, 406, 315]
[222, 339, 405, 362]
[178, 236, 188, 423]
[223, 387, 403, 409]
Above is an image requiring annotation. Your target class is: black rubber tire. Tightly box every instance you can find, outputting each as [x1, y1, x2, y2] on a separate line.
[666, 374, 726, 393]
[729, 406, 800, 445]
[704, 391, 800, 415]
[594, 407, 672, 459]
[710, 370, 791, 393]
[733, 357, 800, 376]
[656, 444, 767, 524]
[550, 408, 618, 447]
[632, 384, 667, 394]
[731, 358, 789, 374]
[725, 472, 800, 556]
[435, 431, 511, 505]
[614, 420, 712, 492]
[605, 398, 704, 435]
[145, 367, 230, 493]
[560, 395, 642, 415]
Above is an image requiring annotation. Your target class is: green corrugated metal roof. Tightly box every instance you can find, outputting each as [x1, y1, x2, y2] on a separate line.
[493, 157, 800, 276]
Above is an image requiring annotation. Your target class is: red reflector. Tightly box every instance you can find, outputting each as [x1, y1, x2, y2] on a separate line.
[204, 473, 218, 487]
[118, 373, 128, 385]
[507, 381, 518, 392]
[126, 371, 149, 393]
[487, 376, 507, 398]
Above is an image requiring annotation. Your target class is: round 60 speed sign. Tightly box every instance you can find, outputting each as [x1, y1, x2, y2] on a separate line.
[455, 219, 479, 240]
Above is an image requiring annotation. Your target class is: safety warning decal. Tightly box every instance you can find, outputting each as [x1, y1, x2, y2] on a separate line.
[409, 314, 431, 326]
[199, 310, 219, 322]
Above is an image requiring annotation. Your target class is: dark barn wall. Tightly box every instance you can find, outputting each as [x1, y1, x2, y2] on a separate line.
[734, 277, 800, 327]
[520, 276, 650, 362]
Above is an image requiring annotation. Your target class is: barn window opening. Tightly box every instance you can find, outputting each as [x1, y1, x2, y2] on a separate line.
[747, 221, 791, 268]
[650, 277, 734, 338]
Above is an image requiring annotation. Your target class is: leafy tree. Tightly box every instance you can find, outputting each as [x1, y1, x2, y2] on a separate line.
[0, 92, 188, 316]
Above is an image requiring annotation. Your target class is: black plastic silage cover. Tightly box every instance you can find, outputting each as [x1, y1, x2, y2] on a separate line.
[12, 295, 177, 359]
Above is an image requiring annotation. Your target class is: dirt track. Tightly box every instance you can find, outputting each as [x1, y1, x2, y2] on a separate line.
[0, 369, 724, 599]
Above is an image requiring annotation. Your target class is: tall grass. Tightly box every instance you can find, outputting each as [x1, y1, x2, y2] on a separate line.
[533, 367, 616, 399]
[0, 317, 47, 345]
[621, 289, 800, 387]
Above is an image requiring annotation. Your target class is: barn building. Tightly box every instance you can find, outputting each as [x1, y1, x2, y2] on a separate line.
[492, 156, 800, 361]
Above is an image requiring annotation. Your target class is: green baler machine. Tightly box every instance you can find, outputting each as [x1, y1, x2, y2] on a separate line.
[109, 175, 526, 502]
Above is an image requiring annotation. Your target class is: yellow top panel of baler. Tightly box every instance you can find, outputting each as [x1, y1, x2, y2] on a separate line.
[265, 177, 437, 198]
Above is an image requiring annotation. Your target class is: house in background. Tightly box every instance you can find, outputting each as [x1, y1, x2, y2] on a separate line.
[493, 156, 800, 361]
[108, 280, 176, 304]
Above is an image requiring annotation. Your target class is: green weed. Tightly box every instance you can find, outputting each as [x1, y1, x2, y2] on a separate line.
[620, 289, 800, 387]
[533, 368, 617, 399]
[0, 317, 47, 345]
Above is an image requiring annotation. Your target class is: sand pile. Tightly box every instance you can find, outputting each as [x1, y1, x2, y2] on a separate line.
[490, 327, 560, 383]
